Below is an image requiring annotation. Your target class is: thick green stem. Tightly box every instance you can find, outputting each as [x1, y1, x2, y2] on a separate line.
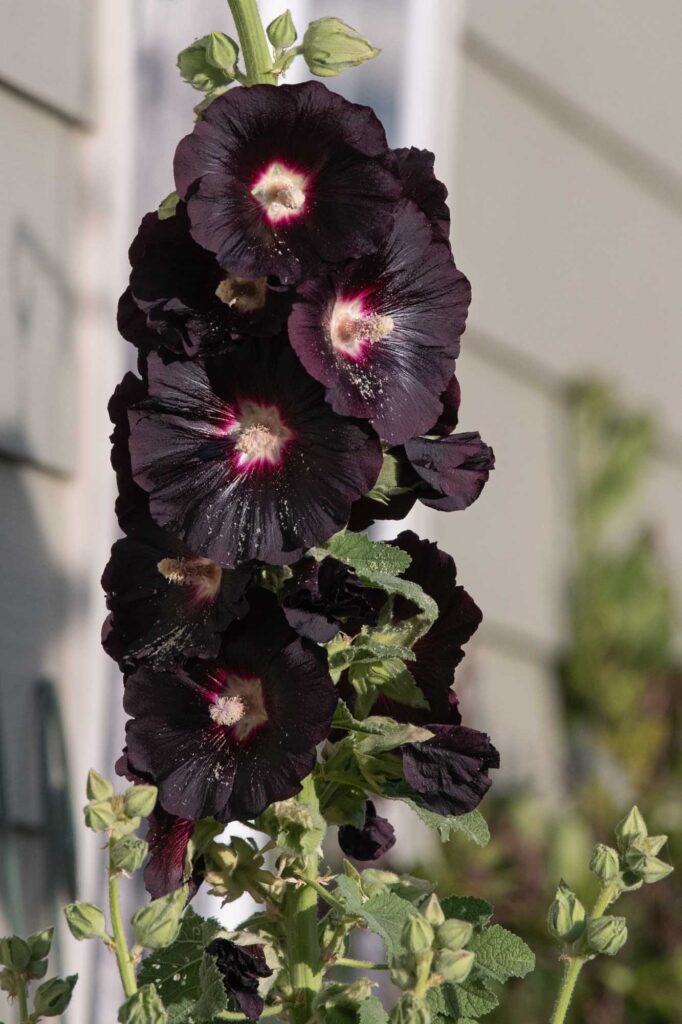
[218, 1006, 285, 1021]
[227, 0, 276, 84]
[16, 977, 29, 1024]
[549, 881, 618, 1024]
[285, 777, 323, 1024]
[335, 957, 388, 971]
[109, 871, 137, 999]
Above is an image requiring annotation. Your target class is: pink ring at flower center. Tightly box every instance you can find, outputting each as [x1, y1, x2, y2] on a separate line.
[251, 161, 309, 224]
[208, 673, 268, 741]
[329, 297, 394, 363]
[227, 399, 294, 472]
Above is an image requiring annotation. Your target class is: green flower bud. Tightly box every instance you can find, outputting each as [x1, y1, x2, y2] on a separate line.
[615, 806, 647, 852]
[33, 974, 78, 1016]
[118, 983, 168, 1024]
[177, 32, 239, 93]
[389, 961, 414, 990]
[111, 815, 142, 840]
[111, 835, 149, 875]
[64, 902, 107, 941]
[86, 769, 114, 802]
[361, 869, 399, 897]
[0, 935, 31, 971]
[25, 957, 49, 981]
[436, 918, 474, 952]
[84, 798, 117, 832]
[590, 844, 621, 882]
[421, 893, 445, 927]
[390, 995, 430, 1024]
[586, 916, 628, 956]
[637, 834, 668, 857]
[27, 927, 53, 961]
[124, 785, 158, 820]
[401, 915, 434, 956]
[131, 887, 186, 950]
[433, 948, 476, 984]
[547, 881, 586, 943]
[624, 847, 674, 884]
[267, 10, 297, 50]
[302, 18, 380, 78]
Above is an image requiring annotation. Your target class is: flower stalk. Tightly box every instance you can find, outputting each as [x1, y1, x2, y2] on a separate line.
[285, 777, 323, 1024]
[108, 869, 137, 999]
[227, 0, 276, 85]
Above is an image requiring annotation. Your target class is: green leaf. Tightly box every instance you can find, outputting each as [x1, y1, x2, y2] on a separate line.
[428, 976, 499, 1020]
[468, 925, 535, 983]
[350, 659, 428, 718]
[357, 891, 416, 959]
[193, 951, 229, 1022]
[382, 785, 490, 847]
[325, 533, 411, 578]
[358, 996, 390, 1024]
[355, 720, 432, 756]
[158, 192, 179, 221]
[440, 897, 493, 929]
[138, 908, 223, 1010]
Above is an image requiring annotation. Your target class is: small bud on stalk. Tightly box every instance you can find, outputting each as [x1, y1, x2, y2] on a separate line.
[302, 17, 379, 77]
[547, 881, 586, 943]
[585, 916, 628, 957]
[589, 844, 621, 882]
[64, 902, 108, 942]
[33, 974, 78, 1017]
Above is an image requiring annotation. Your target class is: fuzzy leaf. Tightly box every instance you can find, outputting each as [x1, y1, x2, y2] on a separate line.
[357, 891, 416, 958]
[325, 533, 411, 578]
[193, 952, 229, 1022]
[358, 996, 390, 1024]
[468, 925, 535, 983]
[440, 896, 493, 929]
[382, 785, 490, 847]
[137, 908, 223, 1011]
[428, 976, 499, 1020]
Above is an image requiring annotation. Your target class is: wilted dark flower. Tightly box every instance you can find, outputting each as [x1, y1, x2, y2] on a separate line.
[102, 521, 254, 670]
[145, 807, 205, 900]
[289, 200, 469, 444]
[207, 938, 273, 1021]
[120, 206, 291, 357]
[123, 597, 337, 822]
[393, 147, 450, 242]
[338, 800, 396, 861]
[281, 555, 379, 642]
[401, 725, 499, 816]
[174, 81, 401, 284]
[127, 341, 382, 567]
[350, 431, 494, 530]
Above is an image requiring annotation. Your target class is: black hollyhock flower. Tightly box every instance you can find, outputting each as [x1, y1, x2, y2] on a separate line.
[289, 200, 470, 444]
[338, 800, 396, 861]
[402, 725, 500, 816]
[393, 147, 450, 242]
[174, 81, 401, 284]
[102, 522, 254, 670]
[117, 287, 161, 355]
[123, 598, 337, 822]
[207, 938, 273, 1021]
[349, 431, 494, 531]
[281, 555, 380, 643]
[128, 341, 382, 567]
[121, 206, 291, 357]
[430, 374, 460, 436]
[109, 372, 150, 533]
[145, 807, 205, 900]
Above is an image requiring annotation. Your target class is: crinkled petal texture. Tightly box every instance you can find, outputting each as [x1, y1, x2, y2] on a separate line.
[338, 800, 396, 861]
[404, 432, 495, 511]
[127, 341, 382, 567]
[281, 555, 379, 643]
[122, 206, 291, 357]
[393, 147, 450, 242]
[207, 938, 272, 1021]
[102, 520, 254, 670]
[289, 200, 470, 444]
[402, 725, 500, 816]
[123, 599, 337, 822]
[174, 82, 401, 284]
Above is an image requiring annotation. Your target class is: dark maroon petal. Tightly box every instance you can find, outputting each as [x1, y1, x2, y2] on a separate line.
[404, 432, 494, 511]
[289, 200, 470, 444]
[174, 82, 401, 284]
[402, 725, 499, 816]
[144, 807, 204, 900]
[430, 375, 461, 436]
[102, 523, 254, 670]
[128, 342, 382, 567]
[123, 206, 291, 357]
[117, 287, 162, 354]
[108, 372, 151, 532]
[207, 938, 272, 1021]
[123, 599, 337, 822]
[281, 556, 379, 642]
[338, 800, 396, 861]
[394, 147, 450, 242]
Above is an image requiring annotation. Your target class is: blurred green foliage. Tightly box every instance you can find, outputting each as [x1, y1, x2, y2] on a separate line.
[413, 381, 682, 1023]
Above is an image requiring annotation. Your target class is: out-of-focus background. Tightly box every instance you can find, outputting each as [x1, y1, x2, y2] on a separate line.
[1, 0, 680, 1020]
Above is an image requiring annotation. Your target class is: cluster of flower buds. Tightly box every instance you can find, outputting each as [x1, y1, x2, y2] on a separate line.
[0, 928, 76, 1020]
[547, 805, 673, 961]
[101, 3, 500, 906]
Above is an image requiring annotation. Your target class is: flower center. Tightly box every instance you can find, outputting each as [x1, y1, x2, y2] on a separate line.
[251, 161, 308, 223]
[157, 556, 222, 605]
[330, 298, 394, 362]
[215, 275, 268, 314]
[209, 674, 268, 740]
[230, 400, 293, 471]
